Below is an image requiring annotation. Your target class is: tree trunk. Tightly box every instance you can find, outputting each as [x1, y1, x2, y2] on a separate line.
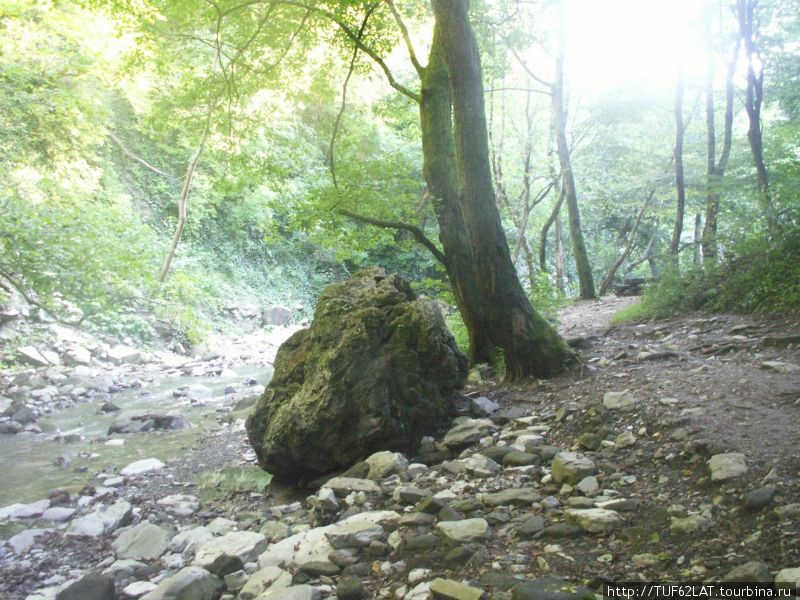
[158, 124, 209, 283]
[670, 68, 686, 257]
[555, 214, 565, 296]
[431, 0, 572, 379]
[598, 189, 653, 296]
[702, 37, 738, 264]
[736, 0, 780, 237]
[552, 3, 595, 299]
[693, 213, 702, 266]
[419, 23, 494, 366]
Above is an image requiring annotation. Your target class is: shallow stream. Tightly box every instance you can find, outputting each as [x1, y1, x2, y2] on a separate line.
[0, 365, 272, 507]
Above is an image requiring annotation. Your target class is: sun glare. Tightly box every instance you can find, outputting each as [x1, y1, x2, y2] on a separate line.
[565, 0, 707, 95]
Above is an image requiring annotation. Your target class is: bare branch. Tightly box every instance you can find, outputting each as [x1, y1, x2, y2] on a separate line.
[386, 0, 424, 75]
[339, 209, 447, 266]
[107, 132, 175, 179]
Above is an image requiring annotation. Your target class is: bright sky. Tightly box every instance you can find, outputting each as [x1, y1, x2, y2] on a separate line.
[564, 0, 708, 95]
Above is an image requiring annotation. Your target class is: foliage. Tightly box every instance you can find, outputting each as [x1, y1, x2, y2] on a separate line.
[613, 228, 800, 323]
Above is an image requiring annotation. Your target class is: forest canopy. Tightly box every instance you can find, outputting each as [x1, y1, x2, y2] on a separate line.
[1, 0, 798, 365]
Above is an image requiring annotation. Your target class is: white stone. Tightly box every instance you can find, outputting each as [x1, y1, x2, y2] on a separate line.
[257, 511, 399, 569]
[708, 453, 748, 481]
[565, 508, 624, 534]
[256, 584, 320, 600]
[576, 476, 599, 495]
[157, 494, 199, 516]
[193, 531, 268, 570]
[41, 507, 76, 522]
[0, 499, 49, 520]
[9, 528, 51, 554]
[68, 501, 132, 537]
[122, 581, 157, 598]
[603, 390, 636, 411]
[121, 458, 165, 476]
[317, 488, 339, 512]
[325, 476, 382, 496]
[463, 453, 500, 477]
[112, 522, 170, 560]
[107, 345, 142, 365]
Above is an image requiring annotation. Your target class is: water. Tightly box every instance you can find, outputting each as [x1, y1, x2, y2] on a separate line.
[0, 365, 272, 506]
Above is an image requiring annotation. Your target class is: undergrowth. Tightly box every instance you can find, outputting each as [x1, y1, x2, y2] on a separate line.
[613, 228, 800, 323]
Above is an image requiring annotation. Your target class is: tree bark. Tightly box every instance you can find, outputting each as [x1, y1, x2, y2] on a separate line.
[693, 213, 702, 266]
[431, 0, 572, 379]
[552, 3, 595, 299]
[670, 67, 686, 257]
[736, 0, 780, 237]
[419, 23, 494, 366]
[703, 35, 739, 264]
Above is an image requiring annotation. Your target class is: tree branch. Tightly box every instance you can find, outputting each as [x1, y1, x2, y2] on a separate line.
[278, 0, 421, 103]
[107, 132, 174, 179]
[339, 209, 447, 266]
[386, 0, 424, 75]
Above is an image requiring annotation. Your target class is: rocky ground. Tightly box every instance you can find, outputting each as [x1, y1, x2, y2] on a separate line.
[0, 297, 798, 600]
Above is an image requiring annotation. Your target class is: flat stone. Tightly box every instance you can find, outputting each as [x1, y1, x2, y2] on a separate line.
[325, 520, 385, 549]
[743, 486, 777, 510]
[517, 515, 545, 537]
[721, 561, 773, 583]
[325, 477, 381, 496]
[171, 526, 213, 556]
[299, 560, 340, 576]
[122, 580, 157, 598]
[393, 486, 431, 504]
[9, 528, 51, 554]
[107, 345, 142, 365]
[565, 508, 623, 534]
[140, 566, 222, 600]
[670, 514, 713, 535]
[463, 453, 500, 477]
[481, 488, 541, 508]
[442, 418, 498, 449]
[575, 476, 599, 495]
[112, 522, 170, 560]
[238, 566, 291, 600]
[603, 390, 636, 411]
[502, 451, 540, 467]
[120, 458, 165, 477]
[193, 531, 268, 573]
[511, 577, 593, 600]
[17, 346, 51, 367]
[55, 573, 115, 600]
[156, 494, 199, 516]
[551, 452, 595, 484]
[430, 577, 486, 600]
[68, 501, 132, 537]
[435, 518, 490, 543]
[775, 568, 800, 590]
[41, 507, 76, 522]
[0, 499, 50, 519]
[257, 584, 321, 600]
[708, 453, 748, 481]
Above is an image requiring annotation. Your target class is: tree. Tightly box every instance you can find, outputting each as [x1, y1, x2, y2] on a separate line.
[736, 0, 780, 236]
[429, 0, 572, 378]
[670, 63, 686, 256]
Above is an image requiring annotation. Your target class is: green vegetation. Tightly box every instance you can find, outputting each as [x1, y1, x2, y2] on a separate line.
[0, 0, 797, 358]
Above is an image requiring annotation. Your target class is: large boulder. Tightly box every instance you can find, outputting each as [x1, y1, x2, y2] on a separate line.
[246, 269, 466, 480]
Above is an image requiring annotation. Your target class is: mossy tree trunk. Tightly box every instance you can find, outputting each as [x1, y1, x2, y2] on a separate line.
[429, 0, 573, 379]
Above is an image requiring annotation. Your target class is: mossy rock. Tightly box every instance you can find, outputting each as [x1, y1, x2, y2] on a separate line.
[246, 268, 466, 480]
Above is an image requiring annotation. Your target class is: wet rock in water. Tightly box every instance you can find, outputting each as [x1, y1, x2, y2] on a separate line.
[0, 420, 23, 434]
[707, 453, 748, 481]
[55, 572, 115, 600]
[246, 269, 466, 479]
[109, 411, 191, 434]
[551, 452, 595, 484]
[111, 522, 170, 560]
[140, 566, 222, 600]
